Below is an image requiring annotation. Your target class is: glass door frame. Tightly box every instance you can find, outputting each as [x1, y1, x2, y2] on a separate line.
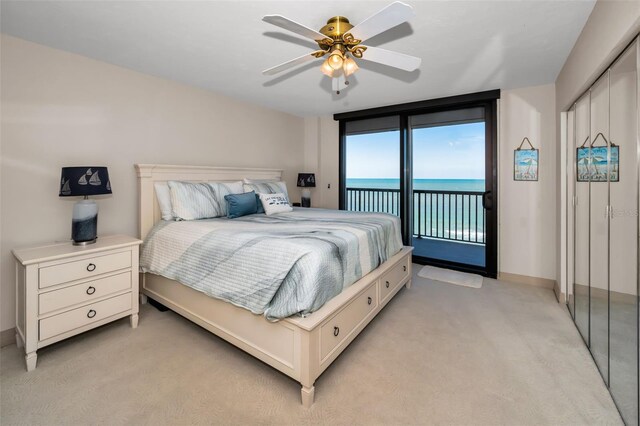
[336, 90, 499, 278]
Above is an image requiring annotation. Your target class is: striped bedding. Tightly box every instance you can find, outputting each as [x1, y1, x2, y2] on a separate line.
[140, 208, 402, 320]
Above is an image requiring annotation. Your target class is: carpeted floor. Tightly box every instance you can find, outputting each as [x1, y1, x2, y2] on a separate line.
[1, 266, 623, 425]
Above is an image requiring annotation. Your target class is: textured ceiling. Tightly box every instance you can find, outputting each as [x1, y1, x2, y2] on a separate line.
[1, 1, 595, 117]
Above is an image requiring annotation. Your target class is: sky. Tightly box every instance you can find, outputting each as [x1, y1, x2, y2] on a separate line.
[346, 122, 486, 179]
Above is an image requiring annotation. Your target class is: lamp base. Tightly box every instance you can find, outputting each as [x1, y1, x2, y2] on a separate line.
[301, 189, 311, 208]
[73, 238, 97, 246]
[72, 199, 98, 245]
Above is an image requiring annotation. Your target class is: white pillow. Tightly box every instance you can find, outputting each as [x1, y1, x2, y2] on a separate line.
[243, 181, 289, 201]
[168, 181, 221, 220]
[154, 182, 174, 221]
[259, 193, 293, 216]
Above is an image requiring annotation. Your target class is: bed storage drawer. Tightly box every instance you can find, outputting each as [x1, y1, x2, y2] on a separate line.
[39, 293, 132, 341]
[320, 283, 378, 361]
[39, 272, 132, 315]
[380, 255, 410, 302]
[39, 251, 131, 289]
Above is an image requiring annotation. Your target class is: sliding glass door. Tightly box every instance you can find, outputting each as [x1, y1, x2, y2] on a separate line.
[338, 91, 498, 277]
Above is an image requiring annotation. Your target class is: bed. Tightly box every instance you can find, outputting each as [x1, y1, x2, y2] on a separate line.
[136, 164, 413, 407]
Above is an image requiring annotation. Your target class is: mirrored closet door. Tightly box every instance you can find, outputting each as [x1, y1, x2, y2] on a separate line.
[568, 37, 639, 425]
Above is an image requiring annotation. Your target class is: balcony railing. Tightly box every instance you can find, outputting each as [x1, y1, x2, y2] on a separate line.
[346, 187, 486, 244]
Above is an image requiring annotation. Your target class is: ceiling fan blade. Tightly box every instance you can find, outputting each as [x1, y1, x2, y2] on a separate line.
[263, 15, 328, 42]
[359, 46, 421, 71]
[262, 51, 324, 76]
[348, 2, 415, 42]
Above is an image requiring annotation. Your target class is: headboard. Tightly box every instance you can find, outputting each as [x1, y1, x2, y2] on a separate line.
[135, 164, 283, 240]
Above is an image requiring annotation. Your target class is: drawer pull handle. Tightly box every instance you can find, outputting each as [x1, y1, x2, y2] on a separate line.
[403, 265, 407, 272]
[385, 281, 390, 288]
[367, 296, 372, 305]
[86, 286, 96, 295]
[333, 326, 340, 337]
[87, 309, 97, 319]
[86, 263, 96, 272]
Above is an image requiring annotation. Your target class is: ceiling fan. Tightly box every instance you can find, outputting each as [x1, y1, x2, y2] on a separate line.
[262, 1, 421, 94]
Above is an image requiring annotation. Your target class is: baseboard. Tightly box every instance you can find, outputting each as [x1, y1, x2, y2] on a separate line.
[1, 328, 16, 348]
[498, 272, 556, 290]
[553, 281, 566, 304]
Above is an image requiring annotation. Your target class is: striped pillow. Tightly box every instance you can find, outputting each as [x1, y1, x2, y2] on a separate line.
[243, 181, 289, 201]
[168, 181, 220, 220]
[208, 181, 244, 217]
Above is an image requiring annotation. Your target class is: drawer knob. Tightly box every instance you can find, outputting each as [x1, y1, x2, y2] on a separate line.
[87, 309, 97, 319]
[333, 326, 340, 337]
[385, 281, 390, 288]
[86, 286, 96, 295]
[86, 263, 96, 272]
[403, 265, 407, 272]
[367, 296, 372, 305]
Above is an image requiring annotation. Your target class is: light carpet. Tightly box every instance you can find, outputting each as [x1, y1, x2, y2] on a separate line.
[1, 266, 622, 425]
[418, 265, 483, 288]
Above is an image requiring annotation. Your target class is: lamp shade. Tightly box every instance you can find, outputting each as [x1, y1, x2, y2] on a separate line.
[297, 173, 316, 188]
[59, 167, 112, 197]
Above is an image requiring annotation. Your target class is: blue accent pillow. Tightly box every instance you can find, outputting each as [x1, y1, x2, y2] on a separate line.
[225, 191, 258, 219]
[256, 194, 265, 214]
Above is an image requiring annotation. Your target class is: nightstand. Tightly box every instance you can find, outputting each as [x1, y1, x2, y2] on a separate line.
[12, 235, 142, 371]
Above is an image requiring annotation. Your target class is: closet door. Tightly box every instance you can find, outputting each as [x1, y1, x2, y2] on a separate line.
[574, 93, 591, 343]
[608, 41, 638, 425]
[589, 71, 610, 383]
[567, 106, 576, 319]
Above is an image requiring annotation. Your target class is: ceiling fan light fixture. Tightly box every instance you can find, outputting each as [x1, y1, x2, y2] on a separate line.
[328, 48, 344, 70]
[321, 59, 334, 77]
[343, 55, 359, 76]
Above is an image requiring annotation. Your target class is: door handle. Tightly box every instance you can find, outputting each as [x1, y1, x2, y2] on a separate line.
[482, 191, 493, 210]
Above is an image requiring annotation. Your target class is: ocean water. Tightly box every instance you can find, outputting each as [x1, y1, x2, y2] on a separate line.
[346, 178, 485, 192]
[346, 178, 486, 242]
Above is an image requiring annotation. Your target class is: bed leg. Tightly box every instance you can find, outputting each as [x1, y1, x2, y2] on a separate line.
[140, 293, 148, 305]
[301, 385, 315, 408]
[405, 279, 412, 289]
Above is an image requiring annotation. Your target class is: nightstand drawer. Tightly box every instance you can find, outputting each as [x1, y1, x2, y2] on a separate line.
[39, 293, 132, 341]
[39, 271, 132, 315]
[39, 251, 131, 289]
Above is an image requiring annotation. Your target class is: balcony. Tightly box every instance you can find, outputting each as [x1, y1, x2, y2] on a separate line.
[346, 187, 486, 267]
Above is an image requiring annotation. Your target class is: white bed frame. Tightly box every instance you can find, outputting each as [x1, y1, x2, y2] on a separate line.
[136, 164, 413, 407]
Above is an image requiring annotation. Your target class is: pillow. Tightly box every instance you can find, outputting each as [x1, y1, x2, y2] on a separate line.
[259, 192, 293, 216]
[154, 182, 173, 220]
[168, 181, 222, 220]
[208, 181, 244, 217]
[225, 191, 258, 219]
[243, 181, 289, 201]
[255, 194, 265, 214]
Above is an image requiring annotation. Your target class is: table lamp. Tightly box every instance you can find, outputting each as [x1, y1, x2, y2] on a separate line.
[59, 167, 112, 245]
[297, 173, 316, 208]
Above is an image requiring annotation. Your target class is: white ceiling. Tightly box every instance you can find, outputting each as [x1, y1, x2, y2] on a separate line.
[1, 1, 595, 117]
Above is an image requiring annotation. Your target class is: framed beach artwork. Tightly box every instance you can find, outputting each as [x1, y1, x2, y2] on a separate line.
[576, 145, 619, 182]
[514, 138, 538, 181]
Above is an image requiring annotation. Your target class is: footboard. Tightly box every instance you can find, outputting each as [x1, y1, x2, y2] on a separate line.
[142, 247, 412, 407]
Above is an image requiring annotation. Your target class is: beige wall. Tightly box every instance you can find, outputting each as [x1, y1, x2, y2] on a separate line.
[309, 84, 558, 281]
[499, 84, 557, 280]
[0, 35, 305, 332]
[555, 0, 640, 297]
